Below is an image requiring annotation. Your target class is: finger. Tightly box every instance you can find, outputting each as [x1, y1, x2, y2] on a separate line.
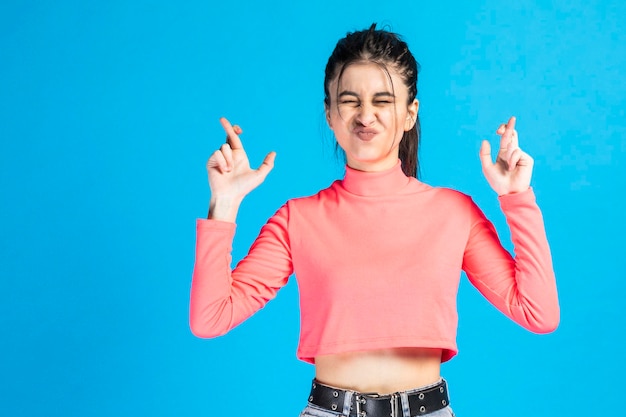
[504, 116, 518, 148]
[505, 116, 516, 130]
[509, 148, 534, 170]
[256, 151, 277, 179]
[508, 129, 519, 149]
[220, 143, 234, 171]
[207, 150, 228, 173]
[219, 117, 245, 150]
[500, 128, 517, 154]
[496, 116, 516, 133]
[233, 125, 243, 135]
[498, 116, 517, 153]
[479, 140, 493, 169]
[508, 147, 523, 171]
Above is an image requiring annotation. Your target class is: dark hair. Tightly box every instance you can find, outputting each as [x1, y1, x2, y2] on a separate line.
[324, 23, 421, 178]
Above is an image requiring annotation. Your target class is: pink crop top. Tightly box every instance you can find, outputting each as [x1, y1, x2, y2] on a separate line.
[190, 161, 560, 363]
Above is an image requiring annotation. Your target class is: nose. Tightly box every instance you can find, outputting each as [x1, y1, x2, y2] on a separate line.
[356, 102, 376, 126]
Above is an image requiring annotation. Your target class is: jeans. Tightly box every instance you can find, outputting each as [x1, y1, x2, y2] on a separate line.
[299, 379, 456, 417]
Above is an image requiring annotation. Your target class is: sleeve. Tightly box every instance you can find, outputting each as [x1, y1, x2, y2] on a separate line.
[189, 204, 293, 338]
[462, 188, 560, 333]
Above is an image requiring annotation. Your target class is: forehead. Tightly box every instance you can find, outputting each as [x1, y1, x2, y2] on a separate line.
[334, 61, 406, 94]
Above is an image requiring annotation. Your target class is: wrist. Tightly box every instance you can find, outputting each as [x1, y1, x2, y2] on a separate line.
[208, 195, 243, 222]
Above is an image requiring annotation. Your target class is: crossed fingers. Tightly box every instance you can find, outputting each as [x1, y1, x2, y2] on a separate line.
[497, 116, 523, 171]
[209, 117, 245, 173]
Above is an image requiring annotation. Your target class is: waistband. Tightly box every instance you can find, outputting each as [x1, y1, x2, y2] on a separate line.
[307, 379, 450, 417]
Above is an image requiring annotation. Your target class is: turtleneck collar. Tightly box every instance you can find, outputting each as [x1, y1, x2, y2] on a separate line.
[341, 160, 413, 197]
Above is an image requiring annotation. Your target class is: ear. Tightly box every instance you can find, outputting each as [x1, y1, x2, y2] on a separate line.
[325, 103, 332, 128]
[404, 99, 419, 131]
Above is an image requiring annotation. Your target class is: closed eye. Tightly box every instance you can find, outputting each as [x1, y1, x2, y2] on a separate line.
[338, 91, 360, 105]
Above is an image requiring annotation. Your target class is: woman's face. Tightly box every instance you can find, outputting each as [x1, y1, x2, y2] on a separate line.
[326, 62, 419, 172]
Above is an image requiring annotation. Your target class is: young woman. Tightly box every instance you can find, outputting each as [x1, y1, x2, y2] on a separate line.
[190, 24, 559, 417]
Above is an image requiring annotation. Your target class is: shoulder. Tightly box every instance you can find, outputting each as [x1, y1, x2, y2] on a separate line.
[409, 178, 475, 206]
[284, 180, 342, 207]
[408, 180, 490, 227]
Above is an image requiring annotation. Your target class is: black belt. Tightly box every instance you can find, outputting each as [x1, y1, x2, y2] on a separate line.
[308, 379, 450, 417]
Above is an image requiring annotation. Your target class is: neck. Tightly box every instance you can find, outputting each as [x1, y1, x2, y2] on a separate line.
[341, 160, 413, 197]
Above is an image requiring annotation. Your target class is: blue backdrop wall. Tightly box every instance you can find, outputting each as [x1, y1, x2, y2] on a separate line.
[1, 1, 624, 416]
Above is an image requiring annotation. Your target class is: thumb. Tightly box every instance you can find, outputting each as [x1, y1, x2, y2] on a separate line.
[479, 140, 493, 170]
[256, 151, 276, 180]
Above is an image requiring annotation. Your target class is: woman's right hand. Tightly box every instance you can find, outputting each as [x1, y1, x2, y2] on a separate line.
[206, 117, 276, 221]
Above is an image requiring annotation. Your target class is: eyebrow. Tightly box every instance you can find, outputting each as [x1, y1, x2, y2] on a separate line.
[338, 91, 395, 98]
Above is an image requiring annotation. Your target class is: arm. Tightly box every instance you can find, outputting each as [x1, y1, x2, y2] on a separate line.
[189, 117, 283, 337]
[462, 190, 559, 333]
[189, 206, 293, 338]
[467, 116, 559, 332]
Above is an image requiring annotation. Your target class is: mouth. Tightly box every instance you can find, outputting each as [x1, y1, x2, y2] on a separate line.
[353, 128, 378, 141]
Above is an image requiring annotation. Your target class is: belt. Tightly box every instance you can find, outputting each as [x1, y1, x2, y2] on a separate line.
[308, 379, 450, 417]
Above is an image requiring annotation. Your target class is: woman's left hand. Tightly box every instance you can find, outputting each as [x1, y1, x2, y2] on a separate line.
[479, 116, 533, 196]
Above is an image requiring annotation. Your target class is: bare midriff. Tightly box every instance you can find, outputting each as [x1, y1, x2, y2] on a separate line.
[314, 347, 443, 395]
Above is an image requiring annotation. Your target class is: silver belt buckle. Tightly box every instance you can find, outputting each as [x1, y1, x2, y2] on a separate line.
[355, 394, 366, 417]
[354, 393, 400, 417]
[390, 394, 399, 417]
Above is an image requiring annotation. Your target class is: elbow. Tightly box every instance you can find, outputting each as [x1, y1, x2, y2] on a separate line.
[189, 325, 211, 339]
[532, 319, 559, 334]
[189, 326, 224, 339]
[529, 309, 560, 334]
[189, 306, 234, 339]
[538, 314, 560, 334]
[189, 317, 230, 339]
[516, 293, 560, 334]
[188, 316, 212, 338]
[513, 304, 560, 334]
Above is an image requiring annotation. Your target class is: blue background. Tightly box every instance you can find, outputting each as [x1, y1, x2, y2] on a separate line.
[1, 1, 624, 416]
